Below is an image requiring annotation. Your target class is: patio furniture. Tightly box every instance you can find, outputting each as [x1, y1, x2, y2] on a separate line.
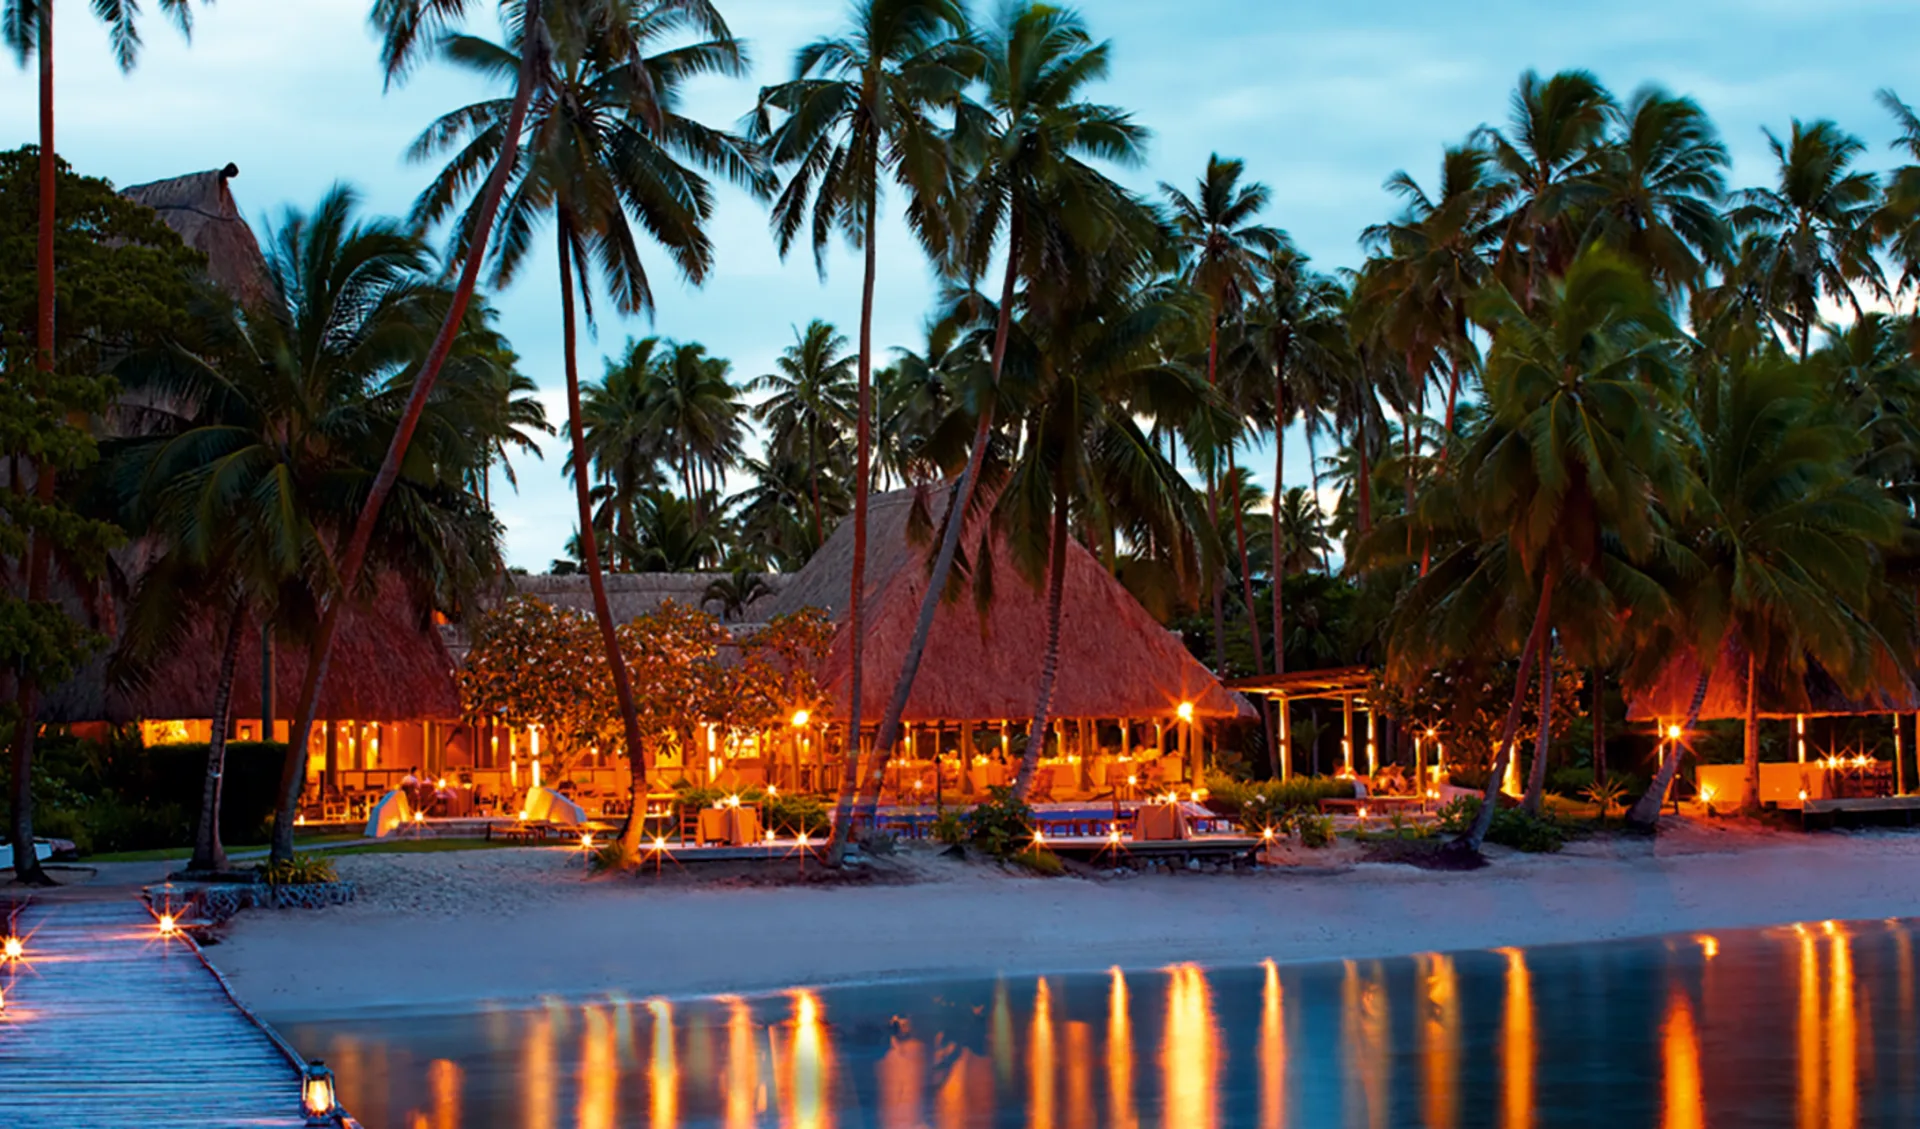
[1133, 802, 1186, 841]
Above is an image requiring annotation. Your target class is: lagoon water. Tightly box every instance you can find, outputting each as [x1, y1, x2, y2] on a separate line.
[286, 918, 1920, 1128]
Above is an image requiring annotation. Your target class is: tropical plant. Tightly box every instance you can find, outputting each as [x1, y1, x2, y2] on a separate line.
[407, 0, 766, 855]
[748, 320, 855, 545]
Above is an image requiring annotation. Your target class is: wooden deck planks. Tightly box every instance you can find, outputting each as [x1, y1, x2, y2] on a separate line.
[0, 899, 314, 1128]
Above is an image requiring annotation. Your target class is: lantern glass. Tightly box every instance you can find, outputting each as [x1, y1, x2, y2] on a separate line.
[302, 1061, 337, 1124]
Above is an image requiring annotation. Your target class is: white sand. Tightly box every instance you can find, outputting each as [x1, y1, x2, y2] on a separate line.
[207, 821, 1920, 1023]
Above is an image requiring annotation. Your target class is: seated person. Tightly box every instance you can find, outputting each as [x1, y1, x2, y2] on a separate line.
[1374, 764, 1412, 796]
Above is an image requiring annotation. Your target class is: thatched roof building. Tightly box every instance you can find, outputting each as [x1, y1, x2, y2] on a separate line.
[1626, 636, 1918, 721]
[509, 572, 784, 624]
[122, 164, 274, 308]
[761, 485, 1248, 724]
[43, 576, 461, 725]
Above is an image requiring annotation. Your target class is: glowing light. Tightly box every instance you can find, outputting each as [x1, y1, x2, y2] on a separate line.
[0, 984, 6, 1011]
[1127, 775, 1138, 787]
[1800, 789, 1810, 802]
[412, 810, 425, 823]
[1260, 826, 1275, 842]
[580, 832, 595, 851]
[765, 829, 776, 843]
[766, 785, 778, 797]
[1109, 828, 1124, 844]
[1033, 828, 1046, 845]
[1698, 934, 1719, 960]
[302, 1061, 338, 1125]
[436, 778, 446, 789]
[1176, 701, 1195, 723]
[295, 814, 307, 827]
[791, 709, 811, 728]
[652, 835, 669, 850]
[1358, 806, 1370, 820]
[158, 913, 178, 937]
[3, 936, 21, 961]
[1666, 724, 1683, 741]
[725, 793, 742, 808]
[1699, 786, 1717, 806]
[797, 831, 811, 848]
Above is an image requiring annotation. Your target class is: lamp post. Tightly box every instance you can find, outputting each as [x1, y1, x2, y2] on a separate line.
[790, 709, 810, 794]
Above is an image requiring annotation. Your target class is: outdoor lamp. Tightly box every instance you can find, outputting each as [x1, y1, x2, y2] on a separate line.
[1176, 701, 1195, 723]
[3, 936, 21, 961]
[1666, 724, 1682, 741]
[302, 1060, 339, 1125]
[791, 709, 811, 728]
[158, 913, 179, 937]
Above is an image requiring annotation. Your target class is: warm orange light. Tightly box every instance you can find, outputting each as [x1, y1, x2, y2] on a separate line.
[725, 793, 742, 808]
[797, 831, 811, 848]
[1127, 775, 1138, 787]
[1033, 828, 1046, 844]
[158, 913, 178, 937]
[295, 814, 307, 827]
[1109, 828, 1124, 844]
[791, 709, 811, 728]
[1176, 701, 1195, 723]
[1666, 725, 1682, 741]
[1699, 785, 1716, 806]
[766, 785, 778, 797]
[302, 1069, 336, 1120]
[651, 835, 669, 851]
[3, 937, 21, 961]
[1799, 789, 1810, 801]
[580, 832, 595, 851]
[765, 829, 776, 843]
[1261, 826, 1275, 841]
[412, 810, 425, 823]
[0, 984, 6, 1011]
[436, 778, 446, 789]
[1358, 806, 1370, 820]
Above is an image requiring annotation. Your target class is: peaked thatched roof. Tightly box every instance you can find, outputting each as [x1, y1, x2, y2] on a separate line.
[510, 572, 784, 625]
[1625, 635, 1918, 721]
[761, 485, 1249, 724]
[43, 576, 461, 724]
[122, 164, 274, 308]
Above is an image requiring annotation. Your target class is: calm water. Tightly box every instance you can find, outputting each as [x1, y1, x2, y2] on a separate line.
[287, 919, 1920, 1128]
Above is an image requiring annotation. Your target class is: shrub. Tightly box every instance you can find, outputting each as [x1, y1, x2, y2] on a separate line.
[1297, 814, 1335, 849]
[1434, 797, 1567, 853]
[1205, 774, 1355, 833]
[931, 807, 967, 846]
[263, 853, 338, 886]
[1009, 846, 1064, 876]
[964, 786, 1034, 860]
[764, 793, 830, 839]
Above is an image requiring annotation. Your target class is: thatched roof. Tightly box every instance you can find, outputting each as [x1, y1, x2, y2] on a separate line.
[509, 572, 784, 624]
[761, 485, 1250, 724]
[122, 164, 274, 308]
[1625, 635, 1918, 721]
[43, 575, 461, 724]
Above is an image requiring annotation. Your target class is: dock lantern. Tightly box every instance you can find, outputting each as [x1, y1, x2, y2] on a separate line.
[2, 936, 21, 962]
[302, 1060, 339, 1125]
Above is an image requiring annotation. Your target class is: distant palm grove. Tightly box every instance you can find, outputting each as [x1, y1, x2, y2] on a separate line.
[8, 0, 1920, 872]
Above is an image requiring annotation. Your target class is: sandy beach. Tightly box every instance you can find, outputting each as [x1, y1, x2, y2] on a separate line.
[179, 820, 1920, 1024]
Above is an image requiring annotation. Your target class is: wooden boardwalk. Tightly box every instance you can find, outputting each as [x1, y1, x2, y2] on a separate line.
[0, 897, 317, 1128]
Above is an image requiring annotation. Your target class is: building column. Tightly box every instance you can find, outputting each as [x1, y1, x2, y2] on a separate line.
[1342, 695, 1355, 772]
[1276, 695, 1291, 781]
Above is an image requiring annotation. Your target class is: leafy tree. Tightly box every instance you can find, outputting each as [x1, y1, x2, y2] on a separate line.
[459, 596, 613, 761]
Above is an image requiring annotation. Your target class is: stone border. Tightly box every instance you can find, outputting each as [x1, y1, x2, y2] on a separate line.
[146, 881, 356, 925]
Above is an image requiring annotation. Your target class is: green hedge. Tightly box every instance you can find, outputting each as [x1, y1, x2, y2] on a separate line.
[143, 741, 288, 846]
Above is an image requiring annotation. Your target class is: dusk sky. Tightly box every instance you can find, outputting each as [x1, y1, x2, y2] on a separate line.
[3, 0, 1915, 568]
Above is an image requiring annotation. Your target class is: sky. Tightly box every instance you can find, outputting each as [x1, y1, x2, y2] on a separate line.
[3, 0, 1917, 569]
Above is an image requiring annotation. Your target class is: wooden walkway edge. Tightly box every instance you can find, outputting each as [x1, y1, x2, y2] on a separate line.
[0, 896, 344, 1128]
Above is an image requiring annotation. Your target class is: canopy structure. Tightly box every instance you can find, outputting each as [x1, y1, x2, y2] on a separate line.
[762, 485, 1249, 726]
[1227, 666, 1377, 780]
[122, 164, 275, 309]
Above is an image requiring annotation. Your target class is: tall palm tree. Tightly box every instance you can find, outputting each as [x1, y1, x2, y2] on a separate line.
[750, 0, 971, 856]
[645, 339, 744, 514]
[1163, 155, 1285, 677]
[3, 0, 197, 884]
[119, 186, 507, 867]
[1584, 86, 1731, 292]
[1873, 89, 1920, 307]
[270, 0, 559, 864]
[749, 320, 856, 545]
[1403, 244, 1686, 851]
[407, 0, 766, 856]
[1274, 486, 1330, 577]
[582, 337, 670, 571]
[1483, 69, 1614, 303]
[858, 0, 1150, 824]
[1731, 119, 1885, 357]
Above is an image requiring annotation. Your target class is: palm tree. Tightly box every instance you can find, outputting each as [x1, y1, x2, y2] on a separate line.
[703, 565, 771, 621]
[269, 0, 556, 864]
[858, 1, 1150, 823]
[582, 337, 671, 571]
[3, 0, 197, 884]
[1731, 119, 1885, 357]
[1401, 244, 1686, 850]
[1274, 487, 1330, 576]
[1874, 89, 1920, 306]
[407, 0, 766, 856]
[1163, 155, 1285, 677]
[749, 320, 856, 545]
[732, 450, 847, 569]
[1584, 86, 1731, 292]
[645, 339, 744, 515]
[118, 186, 507, 868]
[1483, 69, 1614, 303]
[750, 0, 971, 856]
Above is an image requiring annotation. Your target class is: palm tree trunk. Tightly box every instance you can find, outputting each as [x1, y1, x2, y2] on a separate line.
[1458, 564, 1555, 853]
[9, 0, 59, 887]
[1013, 479, 1071, 801]
[1522, 644, 1553, 816]
[191, 600, 248, 873]
[1306, 423, 1333, 574]
[855, 217, 1023, 826]
[553, 217, 653, 857]
[1269, 367, 1287, 780]
[826, 184, 879, 863]
[269, 2, 543, 864]
[1626, 671, 1711, 827]
[1741, 648, 1761, 815]
[1356, 428, 1374, 536]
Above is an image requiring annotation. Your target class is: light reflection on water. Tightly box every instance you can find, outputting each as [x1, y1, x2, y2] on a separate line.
[289, 919, 1920, 1128]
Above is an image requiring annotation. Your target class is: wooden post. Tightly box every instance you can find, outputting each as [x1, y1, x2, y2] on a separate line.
[1276, 695, 1290, 781]
[1366, 707, 1377, 776]
[1342, 695, 1355, 772]
[1796, 714, 1806, 763]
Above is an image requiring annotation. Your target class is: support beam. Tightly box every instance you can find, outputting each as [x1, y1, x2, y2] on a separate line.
[1342, 694, 1355, 772]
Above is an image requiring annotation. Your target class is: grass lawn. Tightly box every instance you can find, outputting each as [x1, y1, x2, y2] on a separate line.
[321, 837, 535, 856]
[87, 830, 366, 863]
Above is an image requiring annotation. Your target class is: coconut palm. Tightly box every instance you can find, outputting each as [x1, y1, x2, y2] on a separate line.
[267, 0, 567, 864]
[859, 0, 1150, 821]
[731, 451, 846, 569]
[643, 339, 744, 515]
[1483, 69, 1614, 303]
[1410, 244, 1687, 850]
[406, 0, 766, 855]
[115, 186, 506, 868]
[1274, 487, 1331, 576]
[581, 337, 671, 571]
[1731, 119, 1886, 357]
[1584, 87, 1731, 292]
[1163, 154, 1286, 676]
[1874, 89, 1920, 304]
[748, 320, 856, 545]
[750, 0, 972, 856]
